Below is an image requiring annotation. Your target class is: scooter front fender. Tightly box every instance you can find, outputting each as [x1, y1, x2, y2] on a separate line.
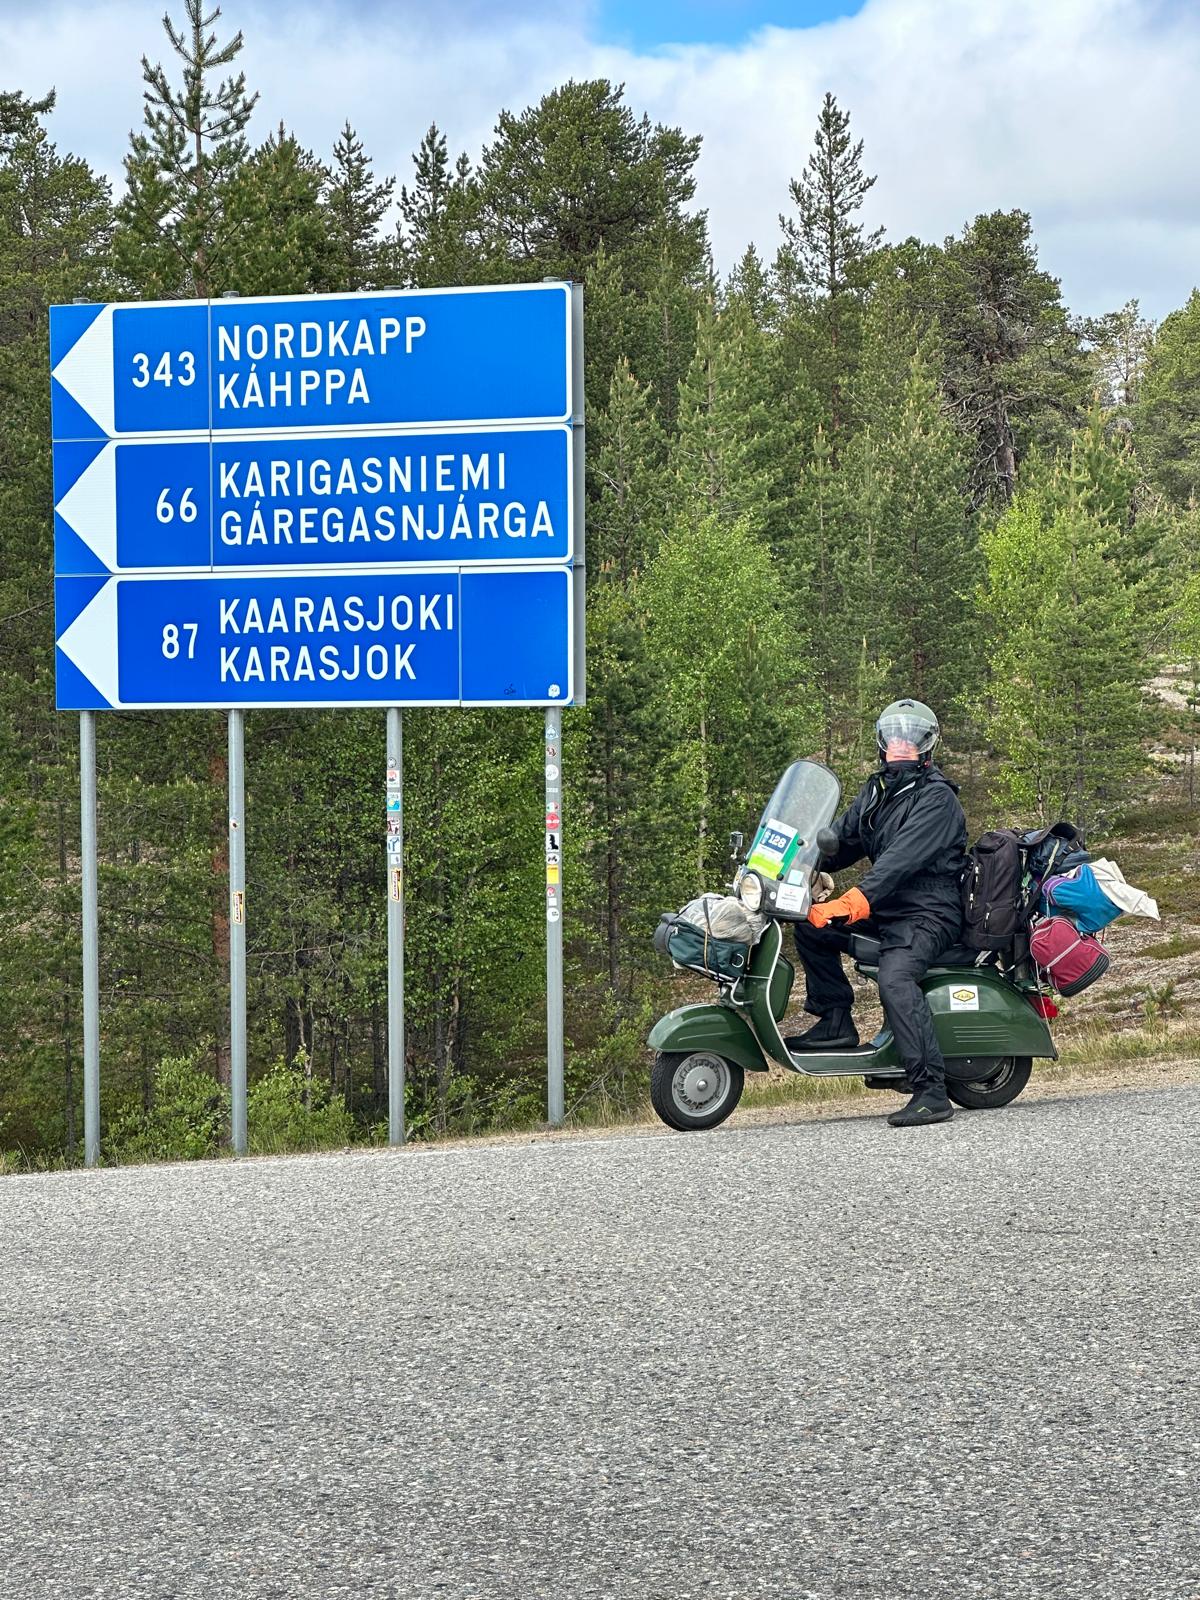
[647, 1003, 771, 1074]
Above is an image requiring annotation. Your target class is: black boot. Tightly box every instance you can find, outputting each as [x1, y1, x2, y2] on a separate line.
[887, 1084, 953, 1127]
[786, 1008, 859, 1052]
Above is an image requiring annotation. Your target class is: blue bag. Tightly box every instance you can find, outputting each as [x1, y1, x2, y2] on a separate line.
[1041, 864, 1122, 934]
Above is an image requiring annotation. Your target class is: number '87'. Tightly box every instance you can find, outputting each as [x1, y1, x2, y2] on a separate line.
[132, 351, 196, 387]
[162, 623, 198, 660]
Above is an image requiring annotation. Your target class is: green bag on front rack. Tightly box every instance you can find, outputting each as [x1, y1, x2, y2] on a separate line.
[652, 893, 766, 981]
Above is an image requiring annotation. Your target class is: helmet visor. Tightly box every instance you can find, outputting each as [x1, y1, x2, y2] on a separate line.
[877, 710, 938, 757]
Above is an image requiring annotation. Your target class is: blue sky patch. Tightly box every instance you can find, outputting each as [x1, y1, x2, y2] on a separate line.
[595, 0, 865, 49]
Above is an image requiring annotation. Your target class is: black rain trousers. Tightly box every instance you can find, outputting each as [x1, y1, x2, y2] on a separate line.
[793, 914, 958, 1090]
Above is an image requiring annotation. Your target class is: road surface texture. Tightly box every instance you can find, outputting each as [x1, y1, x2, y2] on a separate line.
[2, 1082, 1197, 1600]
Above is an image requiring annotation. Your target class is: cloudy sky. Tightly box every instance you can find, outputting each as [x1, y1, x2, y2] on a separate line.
[7, 0, 1200, 320]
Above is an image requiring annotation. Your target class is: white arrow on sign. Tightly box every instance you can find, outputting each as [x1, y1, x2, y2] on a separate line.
[54, 443, 117, 570]
[51, 305, 115, 436]
[57, 580, 119, 707]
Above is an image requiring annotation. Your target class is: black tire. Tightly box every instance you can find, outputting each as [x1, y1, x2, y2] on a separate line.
[651, 1050, 745, 1131]
[945, 1055, 1033, 1110]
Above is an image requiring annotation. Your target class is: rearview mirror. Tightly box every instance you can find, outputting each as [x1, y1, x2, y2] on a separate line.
[729, 831, 744, 861]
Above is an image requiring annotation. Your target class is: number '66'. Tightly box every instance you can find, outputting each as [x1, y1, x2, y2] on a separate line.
[156, 488, 197, 523]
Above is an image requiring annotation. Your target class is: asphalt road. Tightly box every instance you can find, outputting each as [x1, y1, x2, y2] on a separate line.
[2, 1083, 1198, 1600]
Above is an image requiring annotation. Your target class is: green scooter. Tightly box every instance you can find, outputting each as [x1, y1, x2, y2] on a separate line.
[648, 759, 1057, 1131]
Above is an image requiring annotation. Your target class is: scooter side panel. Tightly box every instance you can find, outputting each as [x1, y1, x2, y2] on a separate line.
[923, 970, 1057, 1059]
[647, 1003, 771, 1073]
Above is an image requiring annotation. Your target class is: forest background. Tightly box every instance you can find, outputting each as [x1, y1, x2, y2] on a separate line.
[4, 1, 1200, 1165]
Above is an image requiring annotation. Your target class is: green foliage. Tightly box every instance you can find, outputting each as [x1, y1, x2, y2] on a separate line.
[1135, 289, 1200, 505]
[113, 0, 258, 296]
[980, 459, 1149, 829]
[247, 1058, 356, 1154]
[323, 123, 396, 291]
[107, 1055, 229, 1164]
[922, 210, 1089, 504]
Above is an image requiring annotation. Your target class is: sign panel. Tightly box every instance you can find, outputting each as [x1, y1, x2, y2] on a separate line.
[54, 567, 572, 710]
[50, 281, 584, 710]
[53, 425, 572, 574]
[50, 284, 572, 440]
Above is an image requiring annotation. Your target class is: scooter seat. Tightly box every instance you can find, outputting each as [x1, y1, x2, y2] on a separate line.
[851, 933, 987, 976]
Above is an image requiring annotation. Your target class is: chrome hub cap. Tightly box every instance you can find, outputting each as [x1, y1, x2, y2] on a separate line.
[673, 1053, 730, 1114]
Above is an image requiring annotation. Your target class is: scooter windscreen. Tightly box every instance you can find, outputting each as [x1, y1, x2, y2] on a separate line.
[738, 759, 842, 921]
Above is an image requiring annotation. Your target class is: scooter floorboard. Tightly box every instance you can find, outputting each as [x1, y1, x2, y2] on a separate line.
[787, 1045, 904, 1077]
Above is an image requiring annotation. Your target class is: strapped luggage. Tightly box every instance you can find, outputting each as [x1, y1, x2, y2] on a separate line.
[1041, 863, 1123, 934]
[1022, 821, 1088, 885]
[654, 893, 765, 982]
[961, 829, 1028, 951]
[1030, 916, 1110, 997]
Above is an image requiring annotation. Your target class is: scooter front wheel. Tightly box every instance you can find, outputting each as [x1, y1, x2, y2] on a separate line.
[651, 1051, 745, 1132]
[945, 1055, 1033, 1109]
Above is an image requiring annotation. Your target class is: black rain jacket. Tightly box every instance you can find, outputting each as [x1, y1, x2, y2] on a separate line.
[821, 764, 967, 942]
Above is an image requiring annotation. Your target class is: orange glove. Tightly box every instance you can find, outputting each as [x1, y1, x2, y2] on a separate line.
[807, 886, 870, 929]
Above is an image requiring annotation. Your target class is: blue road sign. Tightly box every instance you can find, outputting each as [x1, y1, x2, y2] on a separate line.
[50, 285, 572, 440]
[54, 567, 574, 710]
[53, 426, 573, 575]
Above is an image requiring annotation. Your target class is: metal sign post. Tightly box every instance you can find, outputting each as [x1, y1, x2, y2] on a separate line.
[545, 708, 564, 1125]
[386, 709, 405, 1145]
[229, 709, 247, 1154]
[79, 710, 100, 1166]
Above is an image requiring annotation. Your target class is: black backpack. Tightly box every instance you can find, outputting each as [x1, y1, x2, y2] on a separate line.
[961, 829, 1029, 952]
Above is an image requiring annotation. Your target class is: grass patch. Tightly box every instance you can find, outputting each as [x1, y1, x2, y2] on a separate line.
[1107, 798, 1200, 837]
[1140, 933, 1200, 960]
[1055, 1021, 1200, 1066]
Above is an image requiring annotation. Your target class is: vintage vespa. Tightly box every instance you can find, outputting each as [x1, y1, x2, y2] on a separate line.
[648, 759, 1057, 1131]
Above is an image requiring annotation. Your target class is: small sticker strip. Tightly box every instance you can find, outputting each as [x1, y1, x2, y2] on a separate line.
[390, 868, 402, 902]
[232, 889, 245, 926]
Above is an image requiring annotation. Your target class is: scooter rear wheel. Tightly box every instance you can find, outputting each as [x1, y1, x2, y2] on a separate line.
[945, 1055, 1033, 1109]
[651, 1051, 745, 1131]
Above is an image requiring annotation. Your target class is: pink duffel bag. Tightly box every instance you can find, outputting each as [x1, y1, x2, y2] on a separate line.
[1030, 916, 1110, 997]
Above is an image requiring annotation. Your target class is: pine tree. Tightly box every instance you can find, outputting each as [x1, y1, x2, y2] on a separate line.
[775, 93, 883, 433]
[322, 123, 395, 291]
[472, 80, 705, 285]
[1084, 299, 1155, 411]
[927, 211, 1089, 504]
[222, 125, 327, 295]
[113, 0, 258, 296]
[397, 124, 475, 288]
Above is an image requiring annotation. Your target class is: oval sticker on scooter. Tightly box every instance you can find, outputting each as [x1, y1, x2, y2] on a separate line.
[949, 987, 980, 1011]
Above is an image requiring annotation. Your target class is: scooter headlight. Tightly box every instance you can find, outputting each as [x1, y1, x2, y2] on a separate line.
[737, 870, 764, 913]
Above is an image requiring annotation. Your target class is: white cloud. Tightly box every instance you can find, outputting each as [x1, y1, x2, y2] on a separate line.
[7, 0, 1200, 319]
